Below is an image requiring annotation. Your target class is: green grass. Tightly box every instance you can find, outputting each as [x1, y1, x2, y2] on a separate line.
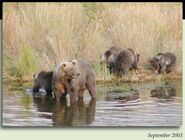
[13, 44, 38, 78]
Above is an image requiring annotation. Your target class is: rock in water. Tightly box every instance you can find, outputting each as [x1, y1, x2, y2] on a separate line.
[106, 89, 139, 101]
[150, 86, 176, 98]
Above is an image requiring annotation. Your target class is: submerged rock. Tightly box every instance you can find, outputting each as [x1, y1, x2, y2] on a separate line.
[150, 86, 176, 98]
[106, 89, 139, 101]
[26, 88, 48, 97]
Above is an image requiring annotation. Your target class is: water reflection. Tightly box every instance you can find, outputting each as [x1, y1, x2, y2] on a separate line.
[33, 97, 96, 126]
[3, 81, 182, 127]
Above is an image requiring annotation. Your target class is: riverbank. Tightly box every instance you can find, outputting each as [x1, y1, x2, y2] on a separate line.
[96, 69, 182, 84]
[3, 69, 182, 85]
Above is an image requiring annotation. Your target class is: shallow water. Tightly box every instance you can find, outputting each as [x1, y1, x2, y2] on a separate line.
[2, 80, 182, 127]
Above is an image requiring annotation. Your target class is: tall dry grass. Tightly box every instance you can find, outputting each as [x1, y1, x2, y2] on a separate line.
[99, 3, 182, 71]
[3, 2, 182, 80]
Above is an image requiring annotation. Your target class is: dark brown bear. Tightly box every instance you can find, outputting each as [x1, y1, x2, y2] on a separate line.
[113, 48, 139, 76]
[52, 58, 96, 103]
[32, 71, 53, 94]
[149, 52, 176, 74]
[100, 46, 122, 74]
[127, 48, 140, 70]
[149, 57, 160, 74]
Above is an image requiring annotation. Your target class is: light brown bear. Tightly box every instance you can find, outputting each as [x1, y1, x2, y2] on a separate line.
[33, 71, 66, 99]
[52, 58, 96, 103]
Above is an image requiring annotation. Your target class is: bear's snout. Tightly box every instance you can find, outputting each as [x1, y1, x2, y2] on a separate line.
[71, 72, 80, 79]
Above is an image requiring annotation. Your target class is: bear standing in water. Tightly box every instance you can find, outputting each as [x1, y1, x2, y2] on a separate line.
[113, 48, 139, 76]
[32, 71, 54, 95]
[100, 46, 122, 74]
[52, 58, 96, 103]
[149, 52, 176, 74]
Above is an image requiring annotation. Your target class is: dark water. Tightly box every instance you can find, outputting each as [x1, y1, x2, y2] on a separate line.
[2, 80, 182, 127]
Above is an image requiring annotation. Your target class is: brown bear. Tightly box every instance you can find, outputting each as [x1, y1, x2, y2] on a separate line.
[32, 71, 53, 94]
[149, 52, 176, 74]
[113, 48, 139, 76]
[52, 80, 66, 102]
[149, 57, 160, 74]
[100, 46, 122, 74]
[52, 58, 96, 103]
[127, 48, 140, 70]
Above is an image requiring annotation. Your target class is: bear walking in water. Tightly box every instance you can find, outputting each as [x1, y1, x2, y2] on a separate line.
[100, 46, 122, 74]
[113, 48, 139, 76]
[149, 52, 176, 74]
[52, 58, 96, 103]
[32, 71, 53, 94]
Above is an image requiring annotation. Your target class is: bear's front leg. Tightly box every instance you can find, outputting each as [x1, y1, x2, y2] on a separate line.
[70, 87, 78, 103]
[66, 93, 70, 107]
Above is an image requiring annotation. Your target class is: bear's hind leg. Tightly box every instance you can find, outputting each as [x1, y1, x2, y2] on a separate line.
[85, 77, 96, 99]
[78, 87, 85, 99]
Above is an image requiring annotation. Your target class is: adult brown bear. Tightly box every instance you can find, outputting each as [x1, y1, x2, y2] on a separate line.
[52, 58, 96, 102]
[100, 46, 122, 74]
[113, 48, 139, 76]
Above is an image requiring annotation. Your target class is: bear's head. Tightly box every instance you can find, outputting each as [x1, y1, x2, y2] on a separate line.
[149, 57, 160, 74]
[58, 59, 80, 79]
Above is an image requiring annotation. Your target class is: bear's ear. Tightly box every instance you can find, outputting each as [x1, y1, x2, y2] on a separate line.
[72, 59, 77, 65]
[62, 63, 66, 68]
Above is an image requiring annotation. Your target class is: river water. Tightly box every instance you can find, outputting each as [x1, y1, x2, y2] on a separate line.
[2, 80, 182, 127]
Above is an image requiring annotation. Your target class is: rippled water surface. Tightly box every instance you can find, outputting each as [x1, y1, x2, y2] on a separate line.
[3, 80, 182, 127]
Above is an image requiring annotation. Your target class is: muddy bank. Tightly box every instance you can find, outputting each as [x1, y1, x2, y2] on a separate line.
[96, 70, 182, 84]
[3, 69, 182, 85]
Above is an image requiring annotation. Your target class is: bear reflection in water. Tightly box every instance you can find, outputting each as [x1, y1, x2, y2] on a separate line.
[33, 96, 96, 126]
